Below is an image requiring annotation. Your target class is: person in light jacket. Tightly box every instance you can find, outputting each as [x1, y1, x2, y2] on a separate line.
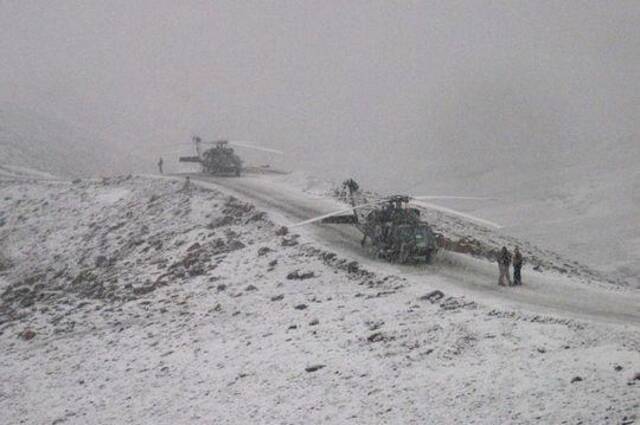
[498, 246, 512, 286]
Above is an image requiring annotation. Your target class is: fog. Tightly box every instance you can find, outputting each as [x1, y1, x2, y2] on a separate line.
[1, 1, 638, 193]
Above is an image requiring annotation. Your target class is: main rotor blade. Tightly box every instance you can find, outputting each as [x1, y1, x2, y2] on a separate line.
[412, 195, 496, 201]
[130, 143, 192, 152]
[152, 147, 194, 155]
[410, 200, 502, 229]
[291, 207, 359, 227]
[291, 198, 388, 227]
[228, 141, 284, 155]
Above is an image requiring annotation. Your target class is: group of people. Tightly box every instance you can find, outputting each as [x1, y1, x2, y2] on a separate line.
[497, 246, 523, 286]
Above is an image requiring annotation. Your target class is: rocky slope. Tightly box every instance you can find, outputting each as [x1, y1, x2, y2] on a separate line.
[0, 175, 638, 424]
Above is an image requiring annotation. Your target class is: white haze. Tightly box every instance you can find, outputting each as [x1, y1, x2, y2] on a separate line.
[1, 1, 638, 279]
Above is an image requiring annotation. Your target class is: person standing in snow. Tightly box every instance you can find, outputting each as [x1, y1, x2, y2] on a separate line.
[512, 247, 523, 285]
[497, 246, 512, 286]
[158, 157, 164, 174]
[181, 176, 192, 194]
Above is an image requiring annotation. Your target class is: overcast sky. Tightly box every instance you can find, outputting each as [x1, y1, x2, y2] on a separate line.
[1, 1, 638, 191]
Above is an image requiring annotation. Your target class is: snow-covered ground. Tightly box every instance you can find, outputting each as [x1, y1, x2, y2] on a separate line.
[1, 174, 639, 424]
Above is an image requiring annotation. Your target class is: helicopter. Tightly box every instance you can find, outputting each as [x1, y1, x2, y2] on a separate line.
[293, 179, 500, 264]
[179, 136, 283, 176]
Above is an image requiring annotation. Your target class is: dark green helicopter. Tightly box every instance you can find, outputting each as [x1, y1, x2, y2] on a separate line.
[179, 136, 283, 176]
[294, 179, 500, 264]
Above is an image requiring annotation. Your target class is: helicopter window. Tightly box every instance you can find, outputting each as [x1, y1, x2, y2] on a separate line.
[396, 226, 414, 240]
[418, 226, 434, 241]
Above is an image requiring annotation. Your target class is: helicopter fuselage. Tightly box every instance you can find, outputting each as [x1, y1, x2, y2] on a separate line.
[322, 201, 438, 263]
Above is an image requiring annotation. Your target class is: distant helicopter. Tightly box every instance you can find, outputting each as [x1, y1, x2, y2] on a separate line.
[293, 179, 500, 264]
[179, 136, 283, 176]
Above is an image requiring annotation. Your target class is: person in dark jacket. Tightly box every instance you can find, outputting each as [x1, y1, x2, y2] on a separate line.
[158, 157, 164, 174]
[512, 247, 523, 285]
[498, 246, 512, 286]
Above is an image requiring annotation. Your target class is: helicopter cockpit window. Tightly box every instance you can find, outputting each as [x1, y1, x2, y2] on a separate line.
[397, 226, 414, 241]
[415, 226, 432, 241]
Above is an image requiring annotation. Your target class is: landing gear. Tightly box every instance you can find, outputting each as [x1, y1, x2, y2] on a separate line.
[424, 249, 433, 264]
[398, 244, 410, 264]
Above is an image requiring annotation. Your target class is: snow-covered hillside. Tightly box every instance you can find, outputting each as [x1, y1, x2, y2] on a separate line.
[1, 175, 638, 424]
[408, 136, 640, 288]
[0, 103, 127, 177]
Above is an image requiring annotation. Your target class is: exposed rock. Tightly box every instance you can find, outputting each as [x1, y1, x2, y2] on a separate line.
[0, 253, 11, 271]
[95, 255, 109, 267]
[208, 215, 234, 229]
[247, 212, 266, 222]
[275, 226, 289, 236]
[294, 304, 308, 310]
[133, 285, 156, 296]
[305, 364, 326, 373]
[281, 238, 299, 247]
[19, 328, 36, 341]
[570, 376, 583, 383]
[71, 270, 98, 287]
[222, 197, 254, 217]
[346, 261, 360, 273]
[187, 242, 201, 252]
[270, 294, 284, 302]
[440, 297, 476, 311]
[366, 320, 384, 331]
[227, 240, 246, 251]
[258, 247, 272, 256]
[245, 284, 257, 291]
[419, 290, 445, 303]
[321, 252, 337, 261]
[367, 332, 386, 343]
[621, 415, 636, 425]
[287, 270, 315, 280]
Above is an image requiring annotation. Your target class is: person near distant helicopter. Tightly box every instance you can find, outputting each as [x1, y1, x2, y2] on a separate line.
[497, 246, 512, 286]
